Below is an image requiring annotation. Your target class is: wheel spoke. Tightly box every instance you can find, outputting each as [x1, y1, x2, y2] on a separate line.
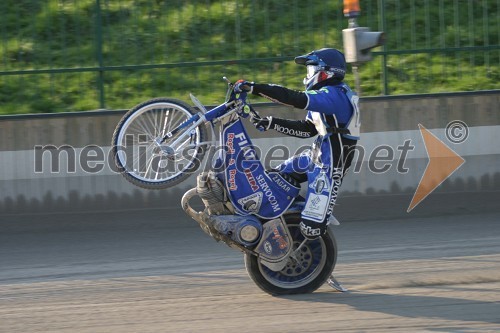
[161, 110, 170, 137]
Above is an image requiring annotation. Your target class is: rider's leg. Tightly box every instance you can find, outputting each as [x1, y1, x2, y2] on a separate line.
[271, 150, 312, 185]
[299, 137, 357, 239]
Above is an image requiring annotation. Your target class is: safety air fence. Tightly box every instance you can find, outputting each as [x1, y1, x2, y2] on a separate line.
[1, 90, 499, 221]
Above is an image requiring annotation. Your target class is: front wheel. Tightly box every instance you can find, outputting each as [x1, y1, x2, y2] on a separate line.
[244, 214, 337, 295]
[111, 98, 207, 189]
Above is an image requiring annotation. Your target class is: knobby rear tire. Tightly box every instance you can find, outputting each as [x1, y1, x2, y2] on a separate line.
[244, 213, 337, 295]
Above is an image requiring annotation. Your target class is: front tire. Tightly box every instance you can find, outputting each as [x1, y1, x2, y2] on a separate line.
[111, 98, 207, 189]
[244, 214, 337, 295]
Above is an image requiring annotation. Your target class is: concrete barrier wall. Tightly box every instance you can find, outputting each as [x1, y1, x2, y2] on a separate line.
[1, 90, 499, 217]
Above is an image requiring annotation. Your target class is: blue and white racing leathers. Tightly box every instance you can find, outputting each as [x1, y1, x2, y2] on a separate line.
[250, 80, 360, 237]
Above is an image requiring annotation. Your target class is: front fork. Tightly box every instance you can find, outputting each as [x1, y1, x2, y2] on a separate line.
[155, 100, 239, 156]
[155, 113, 204, 154]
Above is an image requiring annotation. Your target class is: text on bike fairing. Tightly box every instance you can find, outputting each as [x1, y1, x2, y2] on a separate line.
[228, 169, 237, 191]
[256, 174, 281, 213]
[244, 168, 259, 192]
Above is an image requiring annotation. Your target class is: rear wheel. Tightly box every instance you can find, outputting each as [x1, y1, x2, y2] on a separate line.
[111, 98, 207, 189]
[244, 214, 337, 295]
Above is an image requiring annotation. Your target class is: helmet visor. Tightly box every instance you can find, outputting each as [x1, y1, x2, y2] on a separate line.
[306, 65, 321, 79]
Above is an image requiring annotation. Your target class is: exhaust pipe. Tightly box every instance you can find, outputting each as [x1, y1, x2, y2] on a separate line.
[181, 188, 204, 224]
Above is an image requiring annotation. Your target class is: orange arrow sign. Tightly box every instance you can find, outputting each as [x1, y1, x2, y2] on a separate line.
[407, 124, 465, 212]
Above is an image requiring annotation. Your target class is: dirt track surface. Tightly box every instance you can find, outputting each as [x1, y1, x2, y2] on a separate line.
[1, 209, 499, 332]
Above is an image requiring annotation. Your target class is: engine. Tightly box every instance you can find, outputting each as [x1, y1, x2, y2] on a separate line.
[196, 171, 234, 215]
[196, 172, 266, 248]
[182, 172, 292, 267]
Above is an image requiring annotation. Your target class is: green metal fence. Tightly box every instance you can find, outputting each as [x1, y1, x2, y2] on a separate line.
[0, 0, 499, 114]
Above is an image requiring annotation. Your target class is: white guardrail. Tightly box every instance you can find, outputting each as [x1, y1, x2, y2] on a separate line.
[0, 126, 499, 204]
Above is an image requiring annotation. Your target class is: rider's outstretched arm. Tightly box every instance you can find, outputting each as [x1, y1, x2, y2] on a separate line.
[244, 84, 318, 138]
[250, 84, 308, 109]
[249, 82, 354, 125]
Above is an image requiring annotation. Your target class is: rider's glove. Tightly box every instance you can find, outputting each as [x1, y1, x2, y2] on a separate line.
[234, 80, 254, 94]
[299, 219, 327, 240]
[250, 113, 272, 131]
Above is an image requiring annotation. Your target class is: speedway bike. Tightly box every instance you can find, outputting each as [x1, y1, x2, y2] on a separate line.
[111, 78, 346, 295]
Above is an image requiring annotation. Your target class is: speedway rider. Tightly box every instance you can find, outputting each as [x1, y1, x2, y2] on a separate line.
[234, 48, 360, 240]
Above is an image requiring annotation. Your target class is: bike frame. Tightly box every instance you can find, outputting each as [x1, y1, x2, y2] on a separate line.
[158, 89, 245, 153]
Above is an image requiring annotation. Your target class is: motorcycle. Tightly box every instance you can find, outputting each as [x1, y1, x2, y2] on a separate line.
[111, 78, 347, 295]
